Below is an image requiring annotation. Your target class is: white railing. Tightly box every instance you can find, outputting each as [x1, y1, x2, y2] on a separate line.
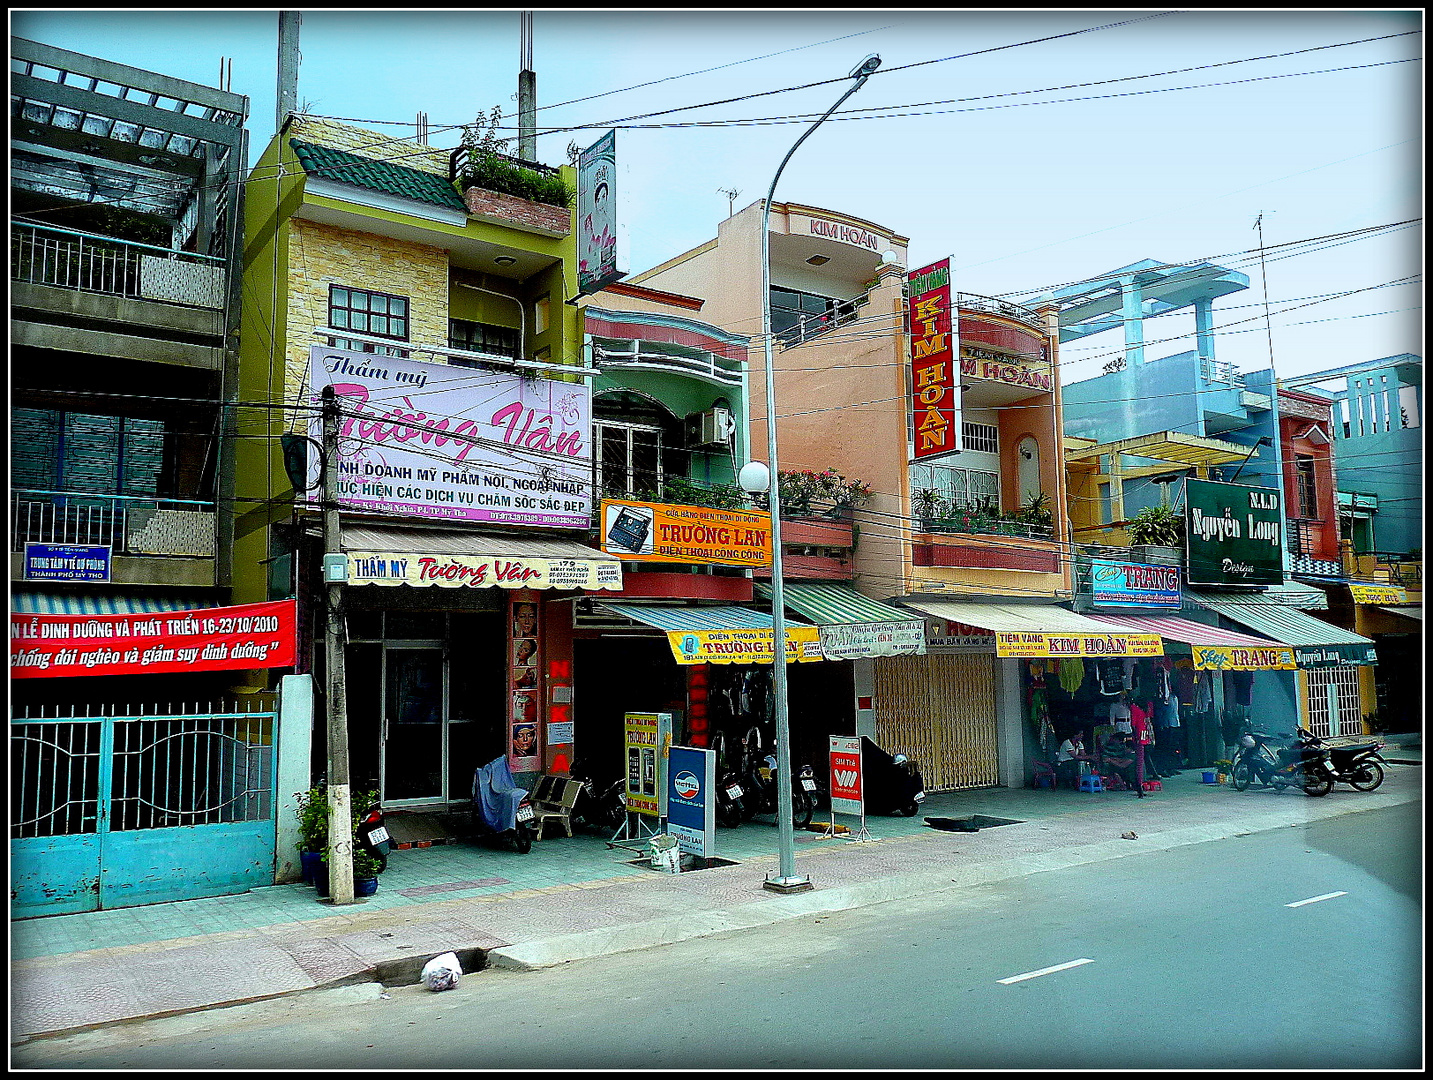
[1200, 357, 1245, 387]
[12, 221, 226, 309]
[777, 294, 866, 348]
[11, 490, 216, 557]
[956, 292, 1045, 332]
[591, 337, 744, 387]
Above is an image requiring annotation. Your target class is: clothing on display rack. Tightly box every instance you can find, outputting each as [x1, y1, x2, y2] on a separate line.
[1058, 658, 1085, 695]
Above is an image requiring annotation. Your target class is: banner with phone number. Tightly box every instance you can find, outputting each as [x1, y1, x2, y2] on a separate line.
[11, 601, 297, 679]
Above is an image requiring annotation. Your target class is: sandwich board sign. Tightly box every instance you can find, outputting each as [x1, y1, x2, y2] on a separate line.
[829, 736, 864, 816]
[666, 745, 716, 859]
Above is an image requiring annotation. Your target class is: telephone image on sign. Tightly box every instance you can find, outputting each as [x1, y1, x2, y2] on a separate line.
[605, 504, 654, 555]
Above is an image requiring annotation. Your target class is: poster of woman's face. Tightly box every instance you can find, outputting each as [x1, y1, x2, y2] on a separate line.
[513, 665, 537, 690]
[513, 637, 538, 666]
[512, 603, 538, 638]
[512, 692, 537, 724]
[511, 722, 538, 759]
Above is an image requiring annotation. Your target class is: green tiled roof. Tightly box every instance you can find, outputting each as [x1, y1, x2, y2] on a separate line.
[290, 139, 467, 212]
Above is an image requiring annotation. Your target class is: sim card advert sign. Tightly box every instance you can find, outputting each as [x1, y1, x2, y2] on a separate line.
[12, 601, 297, 678]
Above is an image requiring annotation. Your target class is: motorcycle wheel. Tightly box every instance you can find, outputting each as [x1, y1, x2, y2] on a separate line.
[1231, 761, 1254, 791]
[898, 801, 920, 817]
[717, 800, 743, 828]
[513, 824, 533, 854]
[1347, 761, 1385, 792]
[791, 792, 813, 830]
[739, 796, 759, 822]
[1301, 772, 1333, 797]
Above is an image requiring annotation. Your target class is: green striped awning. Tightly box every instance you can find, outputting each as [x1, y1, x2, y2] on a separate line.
[756, 583, 926, 659]
[10, 591, 224, 616]
[595, 602, 792, 632]
[1191, 596, 1378, 668]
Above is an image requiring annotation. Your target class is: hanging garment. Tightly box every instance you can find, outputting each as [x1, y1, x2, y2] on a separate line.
[1174, 662, 1196, 705]
[1156, 695, 1181, 728]
[1154, 662, 1173, 704]
[1096, 660, 1124, 696]
[1028, 660, 1047, 689]
[1121, 658, 1137, 690]
[1194, 671, 1213, 713]
[1059, 658, 1086, 695]
[1110, 699, 1132, 733]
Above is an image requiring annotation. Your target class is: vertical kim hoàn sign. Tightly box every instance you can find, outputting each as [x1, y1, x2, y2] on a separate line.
[305, 346, 591, 529]
[577, 130, 625, 296]
[907, 258, 961, 461]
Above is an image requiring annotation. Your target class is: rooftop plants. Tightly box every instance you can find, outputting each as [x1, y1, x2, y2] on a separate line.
[1126, 503, 1185, 548]
[458, 107, 572, 209]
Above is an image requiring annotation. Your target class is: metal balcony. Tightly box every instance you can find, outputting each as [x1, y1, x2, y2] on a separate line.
[11, 490, 217, 557]
[11, 222, 226, 309]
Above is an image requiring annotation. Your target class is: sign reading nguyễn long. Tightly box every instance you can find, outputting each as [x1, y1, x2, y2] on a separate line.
[907, 258, 961, 461]
[305, 346, 591, 529]
[1184, 478, 1283, 587]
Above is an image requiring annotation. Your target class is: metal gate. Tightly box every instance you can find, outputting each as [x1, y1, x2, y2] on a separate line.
[10, 702, 277, 918]
[1304, 667, 1363, 740]
[874, 654, 1000, 791]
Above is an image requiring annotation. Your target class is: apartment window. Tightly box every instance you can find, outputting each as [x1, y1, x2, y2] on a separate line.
[448, 319, 520, 362]
[909, 462, 1000, 511]
[961, 421, 999, 454]
[1398, 384, 1419, 428]
[534, 294, 551, 336]
[1295, 454, 1318, 519]
[328, 286, 409, 356]
[1340, 398, 1351, 439]
[596, 421, 663, 498]
[12, 408, 168, 496]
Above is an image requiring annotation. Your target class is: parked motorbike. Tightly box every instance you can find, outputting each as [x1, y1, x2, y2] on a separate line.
[1301, 732, 1387, 791]
[735, 727, 814, 829]
[1230, 730, 1336, 796]
[859, 736, 927, 816]
[568, 759, 627, 832]
[356, 796, 392, 873]
[711, 731, 749, 829]
[472, 754, 536, 853]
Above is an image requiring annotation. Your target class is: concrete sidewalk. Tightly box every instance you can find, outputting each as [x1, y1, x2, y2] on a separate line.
[10, 760, 1422, 1044]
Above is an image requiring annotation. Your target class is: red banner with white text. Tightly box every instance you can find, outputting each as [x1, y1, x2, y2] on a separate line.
[11, 601, 298, 679]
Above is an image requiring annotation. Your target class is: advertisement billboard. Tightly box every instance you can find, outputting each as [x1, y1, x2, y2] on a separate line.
[666, 745, 716, 858]
[306, 346, 592, 529]
[624, 712, 672, 817]
[907, 258, 961, 461]
[828, 735, 863, 817]
[599, 499, 772, 567]
[577, 129, 625, 296]
[666, 626, 824, 666]
[1089, 559, 1181, 610]
[23, 543, 111, 583]
[12, 601, 297, 679]
[1185, 478, 1283, 587]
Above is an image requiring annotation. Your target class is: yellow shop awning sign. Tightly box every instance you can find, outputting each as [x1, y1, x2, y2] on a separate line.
[1191, 645, 1297, 670]
[994, 631, 1163, 658]
[1349, 583, 1407, 605]
[666, 626, 824, 665]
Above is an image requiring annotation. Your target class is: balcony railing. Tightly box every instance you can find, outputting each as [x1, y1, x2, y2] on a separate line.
[11, 490, 216, 558]
[955, 292, 1044, 332]
[917, 516, 1055, 542]
[591, 336, 744, 388]
[776, 295, 866, 348]
[1200, 356, 1246, 388]
[12, 222, 226, 309]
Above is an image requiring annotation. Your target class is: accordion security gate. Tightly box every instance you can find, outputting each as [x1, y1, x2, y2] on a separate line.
[11, 704, 277, 918]
[873, 653, 1000, 791]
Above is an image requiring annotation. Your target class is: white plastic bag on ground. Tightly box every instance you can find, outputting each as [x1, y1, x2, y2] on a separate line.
[649, 834, 681, 873]
[421, 951, 462, 992]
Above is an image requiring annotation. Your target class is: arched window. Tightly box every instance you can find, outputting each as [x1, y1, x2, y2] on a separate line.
[593, 391, 686, 499]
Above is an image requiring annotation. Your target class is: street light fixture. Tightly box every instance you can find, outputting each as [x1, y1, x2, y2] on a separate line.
[754, 53, 881, 894]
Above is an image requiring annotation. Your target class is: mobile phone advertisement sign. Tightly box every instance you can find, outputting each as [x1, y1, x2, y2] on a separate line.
[829, 735, 864, 816]
[623, 712, 671, 817]
[666, 745, 716, 858]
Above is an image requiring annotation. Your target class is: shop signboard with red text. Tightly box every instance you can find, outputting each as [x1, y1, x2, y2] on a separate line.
[907, 258, 961, 461]
[829, 735, 864, 817]
[11, 601, 297, 679]
[305, 346, 592, 529]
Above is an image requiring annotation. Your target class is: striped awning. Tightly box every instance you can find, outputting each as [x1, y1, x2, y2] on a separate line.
[595, 602, 790, 632]
[10, 591, 224, 615]
[1083, 612, 1296, 669]
[899, 600, 1163, 658]
[596, 602, 823, 666]
[1190, 596, 1378, 668]
[756, 582, 925, 658]
[1376, 606, 1421, 622]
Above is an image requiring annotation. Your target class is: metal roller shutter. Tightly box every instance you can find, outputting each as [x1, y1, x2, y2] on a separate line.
[874, 653, 1000, 791]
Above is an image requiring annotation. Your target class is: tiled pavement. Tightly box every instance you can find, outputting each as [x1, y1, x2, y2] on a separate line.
[10, 749, 1421, 1042]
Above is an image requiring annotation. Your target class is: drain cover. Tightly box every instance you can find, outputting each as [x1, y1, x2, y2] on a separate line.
[924, 815, 1023, 832]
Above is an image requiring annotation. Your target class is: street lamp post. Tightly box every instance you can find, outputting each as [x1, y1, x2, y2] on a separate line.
[753, 54, 881, 894]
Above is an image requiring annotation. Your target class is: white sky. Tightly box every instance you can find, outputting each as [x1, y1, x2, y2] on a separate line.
[11, 8, 1422, 383]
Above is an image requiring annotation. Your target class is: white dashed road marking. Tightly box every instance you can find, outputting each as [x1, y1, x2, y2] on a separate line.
[1286, 891, 1348, 908]
[997, 958, 1095, 984]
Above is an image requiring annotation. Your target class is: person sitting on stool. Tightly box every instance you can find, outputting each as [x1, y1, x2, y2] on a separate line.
[1100, 729, 1141, 794]
[1056, 733, 1088, 789]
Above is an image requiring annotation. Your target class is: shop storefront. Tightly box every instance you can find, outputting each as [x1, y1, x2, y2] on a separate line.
[337, 523, 623, 807]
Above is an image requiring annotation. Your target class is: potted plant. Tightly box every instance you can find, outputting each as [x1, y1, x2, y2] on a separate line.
[912, 488, 946, 531]
[294, 784, 329, 886]
[353, 849, 383, 897]
[1126, 504, 1185, 562]
[1213, 759, 1233, 784]
[456, 107, 572, 230]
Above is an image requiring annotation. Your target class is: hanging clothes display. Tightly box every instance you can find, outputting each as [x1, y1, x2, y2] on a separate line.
[1058, 658, 1085, 695]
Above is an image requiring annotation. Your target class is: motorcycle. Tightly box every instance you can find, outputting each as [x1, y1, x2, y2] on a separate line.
[711, 730, 749, 829]
[1301, 732, 1387, 791]
[1230, 730, 1336, 796]
[567, 759, 627, 832]
[356, 796, 392, 873]
[472, 754, 536, 853]
[858, 736, 926, 816]
[735, 726, 815, 829]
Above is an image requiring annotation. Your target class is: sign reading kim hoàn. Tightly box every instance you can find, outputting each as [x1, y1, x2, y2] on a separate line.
[907, 258, 961, 461]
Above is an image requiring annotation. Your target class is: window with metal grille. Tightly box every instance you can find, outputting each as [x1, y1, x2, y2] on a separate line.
[329, 286, 409, 354]
[12, 408, 166, 495]
[596, 421, 663, 498]
[961, 421, 999, 454]
[909, 462, 1001, 511]
[449, 318, 519, 362]
[1295, 455, 1318, 518]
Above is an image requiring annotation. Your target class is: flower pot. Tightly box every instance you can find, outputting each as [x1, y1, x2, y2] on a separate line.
[313, 859, 329, 898]
[299, 849, 323, 886]
[355, 877, 379, 897]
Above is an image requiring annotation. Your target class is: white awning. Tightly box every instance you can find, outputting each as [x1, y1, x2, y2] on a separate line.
[898, 600, 1163, 658]
[341, 524, 622, 591]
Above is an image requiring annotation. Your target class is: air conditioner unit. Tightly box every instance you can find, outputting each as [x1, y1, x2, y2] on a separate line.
[685, 407, 736, 449]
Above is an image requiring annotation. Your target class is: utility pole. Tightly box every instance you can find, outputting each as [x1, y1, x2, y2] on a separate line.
[321, 386, 354, 905]
[518, 11, 536, 161]
[277, 11, 301, 132]
[1253, 211, 1276, 370]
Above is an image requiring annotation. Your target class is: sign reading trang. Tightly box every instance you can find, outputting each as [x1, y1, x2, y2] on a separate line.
[599, 499, 772, 567]
[1185, 478, 1283, 587]
[11, 601, 297, 679]
[306, 346, 592, 529]
[1090, 559, 1181, 609]
[907, 258, 960, 461]
[1191, 645, 1297, 670]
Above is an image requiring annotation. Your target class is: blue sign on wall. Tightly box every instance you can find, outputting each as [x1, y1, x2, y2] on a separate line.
[665, 745, 715, 858]
[23, 543, 111, 583]
[1090, 558, 1180, 609]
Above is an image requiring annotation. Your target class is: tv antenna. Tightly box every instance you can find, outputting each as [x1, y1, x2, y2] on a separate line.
[717, 187, 741, 218]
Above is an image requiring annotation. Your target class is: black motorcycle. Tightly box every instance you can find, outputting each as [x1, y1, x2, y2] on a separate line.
[471, 754, 536, 853]
[859, 736, 926, 816]
[734, 726, 814, 829]
[1230, 730, 1336, 796]
[1301, 732, 1387, 791]
[711, 731, 749, 829]
[356, 797, 392, 873]
[568, 759, 627, 832]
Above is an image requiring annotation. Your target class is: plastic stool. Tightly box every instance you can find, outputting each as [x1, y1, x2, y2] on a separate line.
[1034, 774, 1054, 789]
[1140, 779, 1162, 791]
[1078, 774, 1105, 793]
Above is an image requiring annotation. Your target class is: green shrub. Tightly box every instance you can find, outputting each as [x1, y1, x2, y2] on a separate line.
[459, 106, 572, 209]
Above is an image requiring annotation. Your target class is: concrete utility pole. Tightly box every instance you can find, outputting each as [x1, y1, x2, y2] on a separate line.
[518, 11, 536, 161]
[277, 11, 301, 132]
[321, 386, 354, 905]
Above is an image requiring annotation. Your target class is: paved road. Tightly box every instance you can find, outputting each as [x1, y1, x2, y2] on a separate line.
[16, 802, 1421, 1070]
